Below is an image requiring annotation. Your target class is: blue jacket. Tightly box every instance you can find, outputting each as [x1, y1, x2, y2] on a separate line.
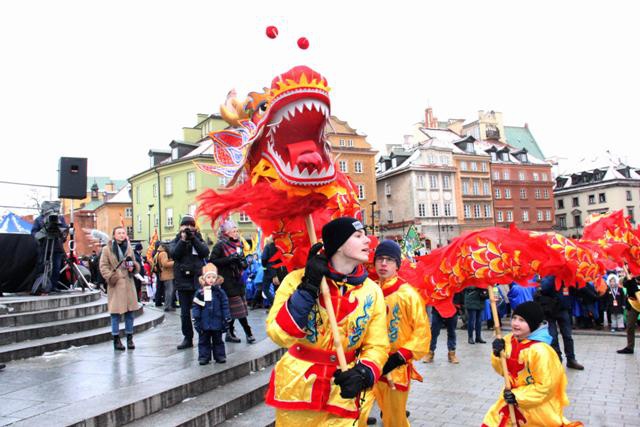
[192, 286, 231, 331]
[508, 283, 536, 311]
[540, 275, 573, 311]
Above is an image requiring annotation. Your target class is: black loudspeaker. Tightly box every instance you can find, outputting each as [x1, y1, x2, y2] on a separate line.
[58, 157, 88, 199]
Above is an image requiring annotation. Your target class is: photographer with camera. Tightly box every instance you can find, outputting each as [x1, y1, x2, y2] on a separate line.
[99, 226, 140, 351]
[170, 215, 210, 350]
[30, 201, 69, 293]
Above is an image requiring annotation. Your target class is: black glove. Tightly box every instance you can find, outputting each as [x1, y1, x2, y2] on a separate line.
[381, 352, 406, 376]
[492, 338, 505, 357]
[332, 362, 374, 399]
[298, 242, 329, 298]
[503, 389, 517, 405]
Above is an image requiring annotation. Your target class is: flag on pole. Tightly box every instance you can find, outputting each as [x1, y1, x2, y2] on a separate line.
[402, 224, 422, 260]
[146, 228, 158, 262]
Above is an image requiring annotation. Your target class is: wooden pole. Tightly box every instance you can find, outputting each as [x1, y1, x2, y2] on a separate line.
[305, 215, 348, 371]
[487, 285, 517, 425]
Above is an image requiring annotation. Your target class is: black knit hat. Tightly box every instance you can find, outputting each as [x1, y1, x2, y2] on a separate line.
[180, 215, 196, 226]
[321, 217, 365, 259]
[513, 301, 545, 332]
[374, 240, 402, 266]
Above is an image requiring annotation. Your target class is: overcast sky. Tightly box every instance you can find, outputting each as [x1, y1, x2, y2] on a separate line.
[2, 1, 639, 215]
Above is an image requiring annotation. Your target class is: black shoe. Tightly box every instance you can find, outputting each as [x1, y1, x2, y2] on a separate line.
[199, 358, 210, 365]
[215, 358, 226, 363]
[247, 335, 257, 344]
[566, 359, 584, 370]
[0, 363, 6, 370]
[617, 347, 634, 354]
[366, 416, 377, 425]
[468, 337, 475, 344]
[476, 338, 486, 344]
[406, 410, 410, 418]
[126, 334, 135, 350]
[225, 334, 241, 343]
[177, 339, 193, 350]
[164, 307, 176, 312]
[113, 335, 125, 351]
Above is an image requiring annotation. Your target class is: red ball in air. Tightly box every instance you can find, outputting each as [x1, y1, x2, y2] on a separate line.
[266, 26, 278, 39]
[297, 37, 309, 50]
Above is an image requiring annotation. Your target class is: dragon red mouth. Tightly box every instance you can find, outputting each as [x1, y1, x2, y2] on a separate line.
[263, 97, 336, 186]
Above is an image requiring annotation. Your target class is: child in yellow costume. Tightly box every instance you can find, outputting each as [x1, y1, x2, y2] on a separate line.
[483, 301, 583, 427]
[265, 217, 390, 426]
[360, 240, 430, 427]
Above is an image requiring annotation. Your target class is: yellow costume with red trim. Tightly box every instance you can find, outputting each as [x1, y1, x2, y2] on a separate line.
[359, 275, 431, 427]
[482, 333, 583, 427]
[265, 268, 389, 426]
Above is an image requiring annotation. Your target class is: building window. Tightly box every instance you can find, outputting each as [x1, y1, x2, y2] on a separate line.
[239, 213, 251, 223]
[522, 210, 530, 222]
[431, 203, 439, 217]
[505, 188, 512, 199]
[339, 160, 348, 173]
[493, 171, 500, 180]
[535, 189, 541, 199]
[574, 214, 582, 228]
[460, 161, 468, 171]
[416, 174, 425, 189]
[473, 204, 481, 218]
[357, 184, 365, 200]
[497, 211, 504, 222]
[429, 174, 439, 188]
[443, 175, 451, 189]
[520, 189, 527, 199]
[418, 203, 426, 217]
[588, 194, 595, 205]
[598, 193, 606, 203]
[354, 161, 363, 173]
[558, 199, 564, 209]
[471, 162, 478, 171]
[188, 204, 196, 217]
[472, 180, 480, 195]
[495, 188, 501, 199]
[441, 155, 450, 165]
[339, 139, 345, 147]
[503, 170, 510, 180]
[545, 210, 551, 221]
[542, 173, 548, 181]
[444, 203, 452, 217]
[519, 171, 526, 181]
[347, 139, 354, 147]
[124, 207, 133, 218]
[126, 226, 134, 238]
[152, 183, 158, 198]
[187, 171, 196, 191]
[462, 180, 470, 195]
[385, 182, 391, 196]
[166, 208, 173, 227]
[533, 173, 539, 181]
[136, 215, 142, 233]
[572, 197, 579, 207]
[154, 215, 159, 227]
[164, 177, 173, 195]
[483, 181, 490, 195]
[627, 190, 632, 201]
[481, 162, 487, 172]
[628, 207, 635, 224]
[537, 210, 543, 221]
[490, 152, 498, 162]
[557, 215, 567, 228]
[464, 204, 471, 219]
[387, 209, 393, 222]
[428, 154, 436, 164]
[484, 204, 491, 218]
[543, 189, 549, 199]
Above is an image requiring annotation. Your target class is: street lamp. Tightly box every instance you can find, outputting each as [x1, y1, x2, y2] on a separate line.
[147, 203, 154, 243]
[369, 201, 377, 237]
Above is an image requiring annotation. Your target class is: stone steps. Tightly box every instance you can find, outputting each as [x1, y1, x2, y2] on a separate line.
[0, 290, 101, 314]
[0, 298, 108, 327]
[217, 402, 275, 427]
[0, 300, 143, 345]
[0, 306, 163, 363]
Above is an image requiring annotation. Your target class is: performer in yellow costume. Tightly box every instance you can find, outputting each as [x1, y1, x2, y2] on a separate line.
[360, 240, 430, 427]
[483, 301, 583, 427]
[265, 217, 390, 426]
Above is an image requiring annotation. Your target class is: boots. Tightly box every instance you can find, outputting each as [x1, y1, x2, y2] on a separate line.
[113, 335, 125, 351]
[448, 350, 459, 364]
[423, 351, 434, 363]
[126, 334, 135, 350]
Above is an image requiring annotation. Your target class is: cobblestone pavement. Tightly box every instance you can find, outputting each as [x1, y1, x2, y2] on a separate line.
[368, 330, 639, 427]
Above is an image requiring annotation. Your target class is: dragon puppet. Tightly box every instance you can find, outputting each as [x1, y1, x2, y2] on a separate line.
[197, 66, 361, 269]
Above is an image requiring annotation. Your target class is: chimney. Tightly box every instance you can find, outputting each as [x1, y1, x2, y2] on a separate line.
[524, 122, 529, 129]
[425, 108, 433, 128]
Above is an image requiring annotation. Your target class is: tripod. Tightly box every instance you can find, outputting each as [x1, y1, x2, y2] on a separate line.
[31, 236, 57, 295]
[65, 204, 93, 291]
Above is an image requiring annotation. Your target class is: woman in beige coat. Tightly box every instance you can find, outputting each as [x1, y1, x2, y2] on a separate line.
[99, 226, 140, 351]
[154, 243, 176, 311]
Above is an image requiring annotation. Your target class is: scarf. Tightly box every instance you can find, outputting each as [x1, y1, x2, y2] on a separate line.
[326, 263, 368, 286]
[220, 237, 243, 257]
[112, 240, 129, 262]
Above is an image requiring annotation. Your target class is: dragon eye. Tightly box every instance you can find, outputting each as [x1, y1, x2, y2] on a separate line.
[258, 101, 268, 112]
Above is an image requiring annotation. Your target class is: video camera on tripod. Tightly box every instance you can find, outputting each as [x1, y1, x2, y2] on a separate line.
[32, 202, 69, 294]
